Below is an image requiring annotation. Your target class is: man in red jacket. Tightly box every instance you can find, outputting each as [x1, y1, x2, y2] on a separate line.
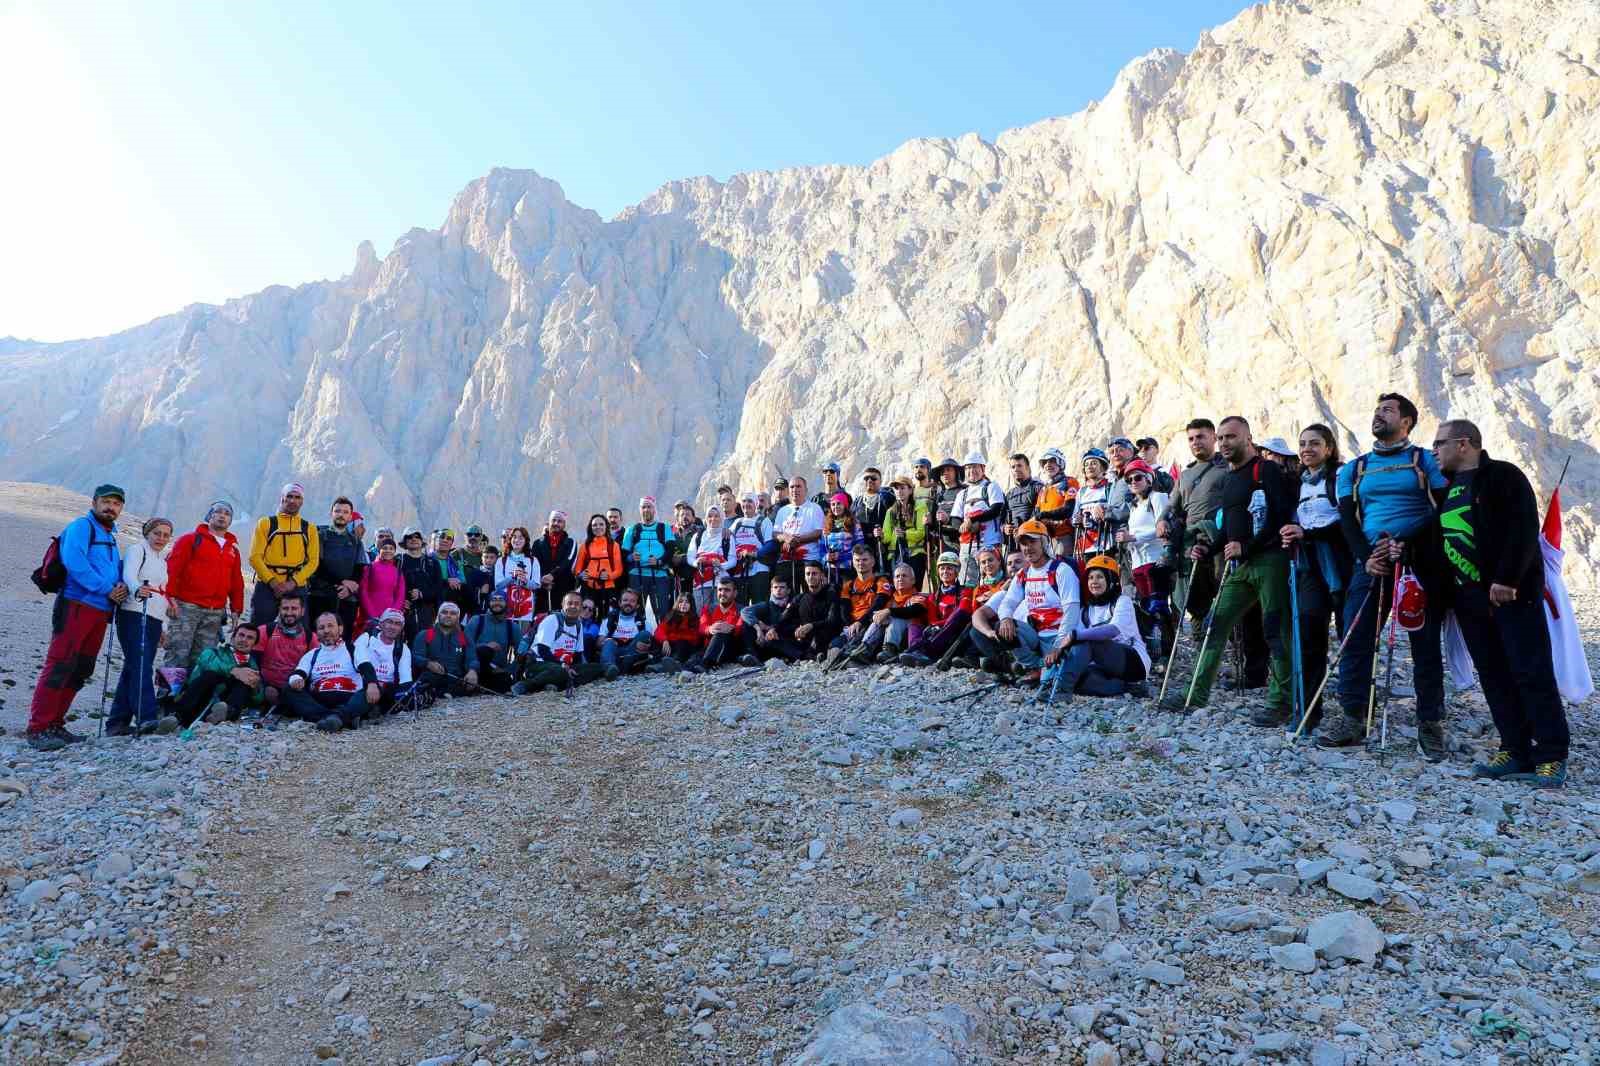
[165, 502, 247, 670]
[697, 576, 758, 671]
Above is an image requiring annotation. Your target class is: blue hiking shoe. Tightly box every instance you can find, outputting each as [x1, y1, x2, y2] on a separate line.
[1471, 749, 1528, 780]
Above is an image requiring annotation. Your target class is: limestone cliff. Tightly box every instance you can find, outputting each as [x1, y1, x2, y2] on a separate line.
[2, 0, 1596, 577]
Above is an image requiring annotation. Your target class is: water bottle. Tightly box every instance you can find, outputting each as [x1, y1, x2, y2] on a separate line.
[1248, 489, 1267, 539]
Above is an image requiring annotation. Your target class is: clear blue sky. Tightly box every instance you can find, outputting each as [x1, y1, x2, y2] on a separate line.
[0, 0, 1245, 342]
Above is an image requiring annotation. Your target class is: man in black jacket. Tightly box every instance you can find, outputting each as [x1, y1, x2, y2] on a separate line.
[1433, 421, 1569, 787]
[774, 561, 841, 661]
[1001, 453, 1043, 546]
[1158, 416, 1297, 719]
[309, 497, 367, 646]
[532, 510, 578, 610]
[852, 468, 894, 571]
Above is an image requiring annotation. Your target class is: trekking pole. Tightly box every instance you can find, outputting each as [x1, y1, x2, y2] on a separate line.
[135, 588, 150, 734]
[935, 681, 1002, 705]
[1183, 558, 1237, 711]
[1154, 558, 1203, 708]
[97, 604, 119, 738]
[1378, 564, 1404, 749]
[1363, 544, 1392, 734]
[1291, 583, 1375, 740]
[1288, 546, 1304, 732]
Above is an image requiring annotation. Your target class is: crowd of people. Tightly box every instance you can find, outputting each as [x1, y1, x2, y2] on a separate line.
[19, 393, 1573, 788]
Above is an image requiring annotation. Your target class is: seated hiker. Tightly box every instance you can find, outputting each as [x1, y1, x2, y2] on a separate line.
[970, 520, 1081, 681]
[351, 609, 415, 717]
[698, 576, 758, 671]
[932, 545, 1012, 670]
[411, 601, 479, 698]
[170, 622, 263, 727]
[825, 543, 891, 665]
[464, 591, 519, 692]
[256, 596, 314, 707]
[649, 591, 705, 672]
[598, 588, 654, 673]
[515, 591, 617, 690]
[742, 573, 795, 660]
[898, 551, 968, 667]
[772, 560, 840, 662]
[282, 612, 364, 732]
[1041, 555, 1150, 703]
[846, 561, 928, 665]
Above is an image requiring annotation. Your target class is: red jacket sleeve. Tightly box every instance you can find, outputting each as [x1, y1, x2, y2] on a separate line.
[697, 607, 716, 638]
[229, 544, 245, 614]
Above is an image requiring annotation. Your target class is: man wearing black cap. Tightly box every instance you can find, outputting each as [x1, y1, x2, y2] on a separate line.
[1136, 438, 1175, 493]
[26, 484, 130, 751]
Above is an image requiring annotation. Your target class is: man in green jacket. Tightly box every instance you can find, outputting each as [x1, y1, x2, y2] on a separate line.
[171, 624, 264, 726]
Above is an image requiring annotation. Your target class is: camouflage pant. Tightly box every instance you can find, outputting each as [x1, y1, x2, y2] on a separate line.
[165, 601, 227, 670]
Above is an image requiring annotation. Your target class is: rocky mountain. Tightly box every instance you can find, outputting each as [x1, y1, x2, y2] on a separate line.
[3, 0, 1598, 577]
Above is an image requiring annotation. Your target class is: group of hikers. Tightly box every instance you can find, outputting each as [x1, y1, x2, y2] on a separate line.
[18, 393, 1573, 788]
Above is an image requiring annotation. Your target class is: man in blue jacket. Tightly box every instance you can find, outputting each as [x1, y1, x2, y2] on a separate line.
[28, 484, 130, 751]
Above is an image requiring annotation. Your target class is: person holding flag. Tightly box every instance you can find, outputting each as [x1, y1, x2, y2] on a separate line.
[1431, 420, 1570, 787]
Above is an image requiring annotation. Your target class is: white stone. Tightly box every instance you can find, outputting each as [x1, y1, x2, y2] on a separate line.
[1307, 911, 1386, 964]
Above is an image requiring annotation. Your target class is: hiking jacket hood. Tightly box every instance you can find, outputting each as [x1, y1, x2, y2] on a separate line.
[166, 525, 246, 613]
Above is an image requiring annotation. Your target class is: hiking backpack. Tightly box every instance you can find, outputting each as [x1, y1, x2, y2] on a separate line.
[30, 537, 67, 594]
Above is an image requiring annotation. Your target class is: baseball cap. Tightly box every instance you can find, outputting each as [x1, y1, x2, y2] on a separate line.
[820, 461, 841, 474]
[1108, 436, 1135, 451]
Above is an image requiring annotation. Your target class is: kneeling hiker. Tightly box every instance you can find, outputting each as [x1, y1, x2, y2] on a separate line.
[772, 561, 840, 662]
[171, 622, 264, 727]
[825, 543, 891, 664]
[742, 574, 795, 661]
[1041, 555, 1151, 703]
[515, 591, 616, 691]
[411, 601, 479, 699]
[351, 609, 415, 717]
[283, 612, 364, 731]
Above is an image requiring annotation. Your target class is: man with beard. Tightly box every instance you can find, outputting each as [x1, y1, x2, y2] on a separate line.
[813, 462, 852, 510]
[598, 588, 655, 673]
[515, 591, 617, 692]
[532, 510, 578, 612]
[1001, 453, 1043, 547]
[255, 595, 314, 710]
[248, 483, 321, 625]
[698, 575, 758, 670]
[309, 496, 366, 645]
[25, 484, 129, 751]
[464, 590, 519, 692]
[622, 496, 677, 624]
[1157, 417, 1296, 718]
[1158, 419, 1231, 638]
[351, 609, 415, 718]
[283, 612, 364, 732]
[165, 500, 246, 670]
[1320, 393, 1450, 759]
[776, 560, 841, 661]
[969, 520, 1080, 681]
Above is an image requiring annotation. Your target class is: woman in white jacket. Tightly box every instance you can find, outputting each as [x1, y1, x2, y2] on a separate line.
[1041, 554, 1150, 704]
[108, 517, 180, 736]
[687, 505, 731, 613]
[1115, 459, 1175, 658]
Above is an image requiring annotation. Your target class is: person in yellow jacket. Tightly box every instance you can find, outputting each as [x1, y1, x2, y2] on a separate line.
[248, 483, 321, 624]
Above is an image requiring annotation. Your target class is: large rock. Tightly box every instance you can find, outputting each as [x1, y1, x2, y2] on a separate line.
[1307, 911, 1387, 964]
[786, 1002, 983, 1065]
[4, 0, 1598, 585]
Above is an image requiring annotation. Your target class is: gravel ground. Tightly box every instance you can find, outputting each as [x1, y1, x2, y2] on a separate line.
[1, 482, 1597, 1065]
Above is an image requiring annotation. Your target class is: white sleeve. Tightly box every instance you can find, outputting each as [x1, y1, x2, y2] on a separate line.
[123, 542, 144, 588]
[988, 578, 1024, 620]
[1055, 564, 1081, 617]
[293, 648, 316, 675]
[1112, 595, 1141, 645]
[353, 634, 373, 670]
[533, 614, 558, 650]
[397, 645, 413, 685]
[987, 481, 1006, 507]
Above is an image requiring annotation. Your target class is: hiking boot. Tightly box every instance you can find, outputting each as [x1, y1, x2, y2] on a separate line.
[738, 654, 761, 668]
[510, 681, 529, 694]
[1155, 693, 1200, 714]
[950, 656, 979, 671]
[1416, 720, 1447, 763]
[204, 701, 231, 725]
[1249, 704, 1293, 728]
[1017, 669, 1042, 687]
[50, 725, 89, 745]
[897, 652, 932, 668]
[104, 721, 136, 738]
[978, 655, 1010, 676]
[316, 715, 344, 733]
[1472, 749, 1528, 780]
[875, 649, 898, 665]
[1316, 709, 1366, 748]
[1125, 681, 1151, 699]
[824, 646, 845, 668]
[26, 730, 67, 752]
[848, 647, 875, 666]
[604, 665, 621, 680]
[151, 716, 179, 736]
[1508, 760, 1567, 789]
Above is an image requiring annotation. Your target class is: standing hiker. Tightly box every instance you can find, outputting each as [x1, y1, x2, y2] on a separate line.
[164, 501, 246, 670]
[309, 496, 366, 644]
[107, 517, 179, 737]
[247, 482, 320, 625]
[1278, 424, 1352, 731]
[952, 452, 1005, 586]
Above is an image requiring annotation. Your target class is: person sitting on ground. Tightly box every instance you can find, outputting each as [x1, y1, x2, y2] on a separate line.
[898, 551, 968, 667]
[727, 494, 774, 606]
[464, 591, 519, 692]
[742, 573, 795, 660]
[170, 619, 263, 728]
[109, 516, 180, 737]
[397, 527, 442, 638]
[1032, 448, 1081, 560]
[771, 561, 839, 662]
[688, 505, 731, 612]
[165, 500, 246, 671]
[598, 588, 654, 673]
[1040, 555, 1150, 703]
[411, 601, 479, 699]
[247, 482, 320, 625]
[574, 513, 624, 617]
[516, 591, 617, 690]
[825, 543, 891, 665]
[532, 510, 579, 609]
[848, 561, 929, 665]
[970, 520, 1081, 682]
[282, 612, 364, 732]
[698, 576, 759, 670]
[309, 497, 366, 643]
[880, 475, 933, 590]
[256, 595, 314, 708]
[350, 608, 414, 718]
[649, 591, 705, 672]
[579, 597, 603, 657]
[359, 534, 407, 632]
